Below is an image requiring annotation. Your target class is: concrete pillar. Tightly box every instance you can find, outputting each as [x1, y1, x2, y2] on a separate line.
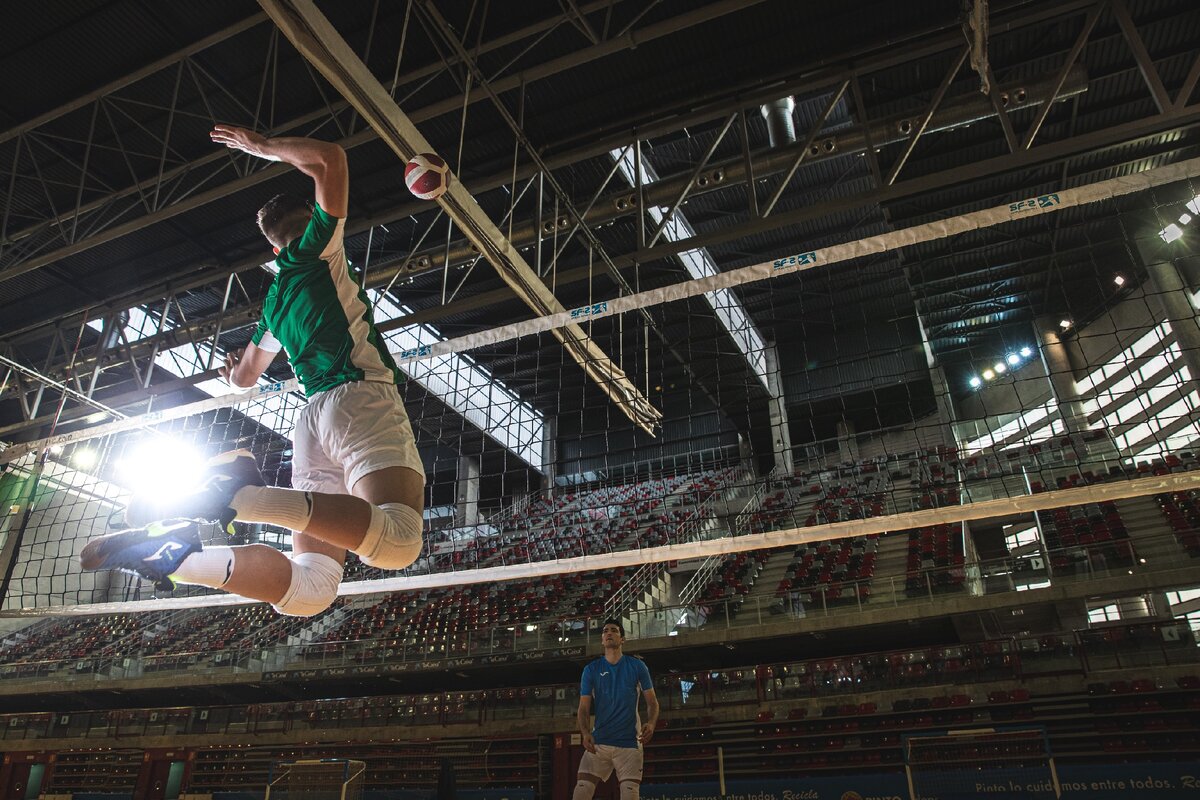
[1034, 317, 1089, 434]
[1145, 259, 1200, 393]
[540, 418, 558, 497]
[454, 455, 481, 527]
[763, 343, 794, 476]
[916, 313, 959, 449]
[836, 420, 859, 465]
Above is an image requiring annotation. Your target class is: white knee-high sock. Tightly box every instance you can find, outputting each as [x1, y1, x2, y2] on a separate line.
[171, 547, 236, 588]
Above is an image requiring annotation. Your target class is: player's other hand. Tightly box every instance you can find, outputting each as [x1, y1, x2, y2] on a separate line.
[638, 723, 655, 745]
[220, 348, 244, 384]
[210, 125, 272, 160]
[581, 732, 597, 753]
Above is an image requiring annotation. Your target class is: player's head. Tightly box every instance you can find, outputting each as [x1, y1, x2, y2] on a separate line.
[601, 618, 624, 649]
[257, 193, 313, 251]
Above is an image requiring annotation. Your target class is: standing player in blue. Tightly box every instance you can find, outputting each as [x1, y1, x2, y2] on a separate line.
[574, 619, 660, 800]
[80, 126, 426, 616]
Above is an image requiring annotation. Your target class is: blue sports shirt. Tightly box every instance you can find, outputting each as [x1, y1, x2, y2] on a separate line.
[580, 654, 653, 747]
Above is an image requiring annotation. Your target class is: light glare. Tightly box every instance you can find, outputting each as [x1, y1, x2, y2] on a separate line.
[1160, 223, 1184, 243]
[1020, 346, 1033, 357]
[969, 376, 982, 388]
[982, 369, 995, 380]
[1006, 353, 1020, 366]
[994, 362, 1007, 374]
[118, 438, 207, 501]
[72, 448, 99, 470]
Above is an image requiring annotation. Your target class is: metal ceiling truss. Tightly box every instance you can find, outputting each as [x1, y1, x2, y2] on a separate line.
[3, 0, 1199, 438]
[2, 0, 1158, 345]
[0, 0, 755, 287]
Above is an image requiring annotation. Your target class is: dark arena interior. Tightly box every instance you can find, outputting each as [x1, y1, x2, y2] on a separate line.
[2, 0, 1200, 798]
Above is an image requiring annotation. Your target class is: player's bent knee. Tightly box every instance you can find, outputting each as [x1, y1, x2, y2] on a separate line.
[272, 552, 342, 616]
[357, 502, 423, 569]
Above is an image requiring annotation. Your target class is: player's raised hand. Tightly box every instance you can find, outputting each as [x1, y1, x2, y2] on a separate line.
[219, 348, 244, 384]
[210, 125, 275, 160]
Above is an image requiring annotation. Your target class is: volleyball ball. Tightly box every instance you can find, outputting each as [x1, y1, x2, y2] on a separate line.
[405, 153, 451, 201]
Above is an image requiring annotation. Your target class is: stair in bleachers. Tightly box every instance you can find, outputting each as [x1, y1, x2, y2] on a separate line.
[867, 532, 910, 606]
[1116, 495, 1188, 565]
[743, 548, 793, 604]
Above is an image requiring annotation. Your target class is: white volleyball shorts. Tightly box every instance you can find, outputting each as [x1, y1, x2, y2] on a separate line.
[292, 380, 425, 494]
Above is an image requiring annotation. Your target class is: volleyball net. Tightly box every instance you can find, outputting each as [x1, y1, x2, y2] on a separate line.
[3, 155, 1200, 616]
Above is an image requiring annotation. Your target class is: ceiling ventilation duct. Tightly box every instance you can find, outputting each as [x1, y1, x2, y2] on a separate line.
[760, 96, 797, 147]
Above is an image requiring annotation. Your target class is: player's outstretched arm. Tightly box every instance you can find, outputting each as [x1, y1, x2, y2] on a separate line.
[210, 125, 348, 217]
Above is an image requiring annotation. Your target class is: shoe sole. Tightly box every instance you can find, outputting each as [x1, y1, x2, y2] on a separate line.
[79, 532, 126, 571]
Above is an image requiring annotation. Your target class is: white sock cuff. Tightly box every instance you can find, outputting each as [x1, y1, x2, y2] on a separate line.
[171, 546, 236, 589]
[231, 485, 313, 531]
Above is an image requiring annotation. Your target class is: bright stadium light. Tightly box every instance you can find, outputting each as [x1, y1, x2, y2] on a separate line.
[1059, 319, 1072, 330]
[116, 438, 207, 501]
[994, 362, 1007, 374]
[969, 376, 982, 388]
[1188, 196, 1200, 215]
[1020, 346, 1033, 358]
[1113, 274, 1126, 287]
[72, 448, 99, 470]
[982, 369, 995, 380]
[1006, 353, 1021, 366]
[1160, 223, 1184, 243]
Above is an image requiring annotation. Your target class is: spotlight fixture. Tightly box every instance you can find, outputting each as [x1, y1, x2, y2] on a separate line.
[1113, 275, 1125, 287]
[1159, 196, 1200, 242]
[1006, 353, 1020, 366]
[994, 362, 1007, 374]
[1059, 319, 1072, 330]
[982, 369, 995, 380]
[969, 376, 982, 388]
[1020, 346, 1033, 358]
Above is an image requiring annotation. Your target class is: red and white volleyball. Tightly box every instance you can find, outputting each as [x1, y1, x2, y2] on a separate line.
[405, 153, 451, 201]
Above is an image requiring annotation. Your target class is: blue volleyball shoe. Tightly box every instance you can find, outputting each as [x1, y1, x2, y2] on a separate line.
[79, 520, 202, 590]
[124, 449, 264, 530]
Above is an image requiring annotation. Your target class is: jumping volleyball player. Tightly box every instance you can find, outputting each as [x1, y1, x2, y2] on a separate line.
[81, 127, 426, 616]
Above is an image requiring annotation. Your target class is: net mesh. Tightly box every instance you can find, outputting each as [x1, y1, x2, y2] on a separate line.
[3, 157, 1200, 616]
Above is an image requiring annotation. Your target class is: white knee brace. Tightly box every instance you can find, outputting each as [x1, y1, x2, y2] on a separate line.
[272, 552, 343, 616]
[356, 502, 423, 570]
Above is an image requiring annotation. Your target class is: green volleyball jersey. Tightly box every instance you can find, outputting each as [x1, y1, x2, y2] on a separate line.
[251, 204, 402, 397]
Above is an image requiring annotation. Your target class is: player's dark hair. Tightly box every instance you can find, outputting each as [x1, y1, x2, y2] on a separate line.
[602, 618, 624, 636]
[257, 193, 313, 249]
